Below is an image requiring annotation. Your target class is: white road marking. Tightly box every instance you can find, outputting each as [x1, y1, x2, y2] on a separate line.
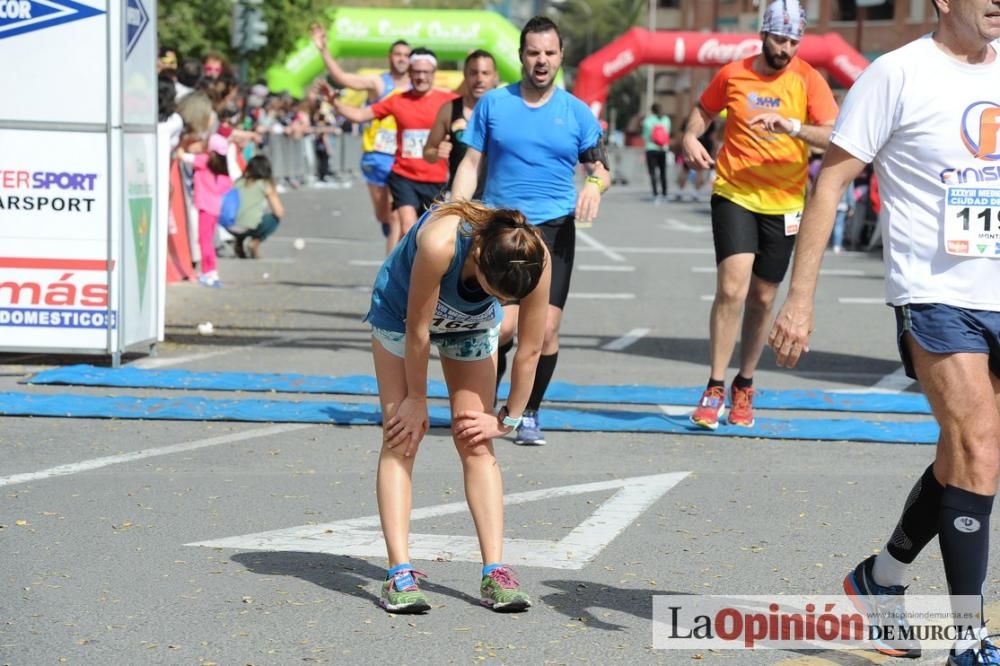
[601, 328, 651, 351]
[576, 229, 626, 262]
[570, 293, 636, 300]
[273, 236, 366, 246]
[578, 265, 636, 272]
[663, 218, 709, 233]
[579, 247, 713, 255]
[838, 297, 885, 304]
[349, 260, 383, 267]
[0, 424, 315, 488]
[188, 472, 690, 570]
[870, 366, 914, 392]
[134, 335, 299, 369]
[691, 267, 866, 277]
[300, 285, 371, 293]
[701, 295, 714, 302]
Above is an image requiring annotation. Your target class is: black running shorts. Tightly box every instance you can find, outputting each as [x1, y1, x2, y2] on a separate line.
[537, 214, 576, 309]
[387, 172, 445, 212]
[710, 195, 797, 284]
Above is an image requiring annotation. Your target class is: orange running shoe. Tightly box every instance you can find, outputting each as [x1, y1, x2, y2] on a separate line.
[728, 384, 756, 427]
[690, 385, 726, 430]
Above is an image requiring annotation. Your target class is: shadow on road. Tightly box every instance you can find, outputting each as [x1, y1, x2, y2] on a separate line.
[556, 334, 907, 389]
[231, 551, 482, 611]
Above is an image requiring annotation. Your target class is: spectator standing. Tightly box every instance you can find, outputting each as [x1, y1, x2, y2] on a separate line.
[178, 134, 233, 287]
[641, 103, 671, 202]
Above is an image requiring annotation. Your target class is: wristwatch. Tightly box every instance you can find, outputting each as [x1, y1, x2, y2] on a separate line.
[498, 405, 522, 429]
[788, 118, 802, 137]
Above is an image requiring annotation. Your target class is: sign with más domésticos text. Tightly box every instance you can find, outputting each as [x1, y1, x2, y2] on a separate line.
[0, 129, 116, 350]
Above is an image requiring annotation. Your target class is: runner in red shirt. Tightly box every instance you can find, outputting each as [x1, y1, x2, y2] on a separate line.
[331, 48, 457, 247]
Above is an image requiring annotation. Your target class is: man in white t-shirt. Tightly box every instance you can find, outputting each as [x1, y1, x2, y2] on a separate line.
[769, 2, 1000, 663]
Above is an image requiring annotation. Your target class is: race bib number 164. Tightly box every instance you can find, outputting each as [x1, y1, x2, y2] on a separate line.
[944, 186, 1000, 257]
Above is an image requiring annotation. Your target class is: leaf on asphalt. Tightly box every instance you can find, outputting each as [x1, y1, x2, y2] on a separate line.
[15, 519, 27, 526]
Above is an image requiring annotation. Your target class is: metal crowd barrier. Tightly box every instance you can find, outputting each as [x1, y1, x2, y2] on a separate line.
[262, 130, 365, 186]
[263, 132, 310, 182]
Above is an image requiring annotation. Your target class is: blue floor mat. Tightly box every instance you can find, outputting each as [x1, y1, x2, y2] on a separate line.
[26, 365, 931, 415]
[0, 391, 938, 444]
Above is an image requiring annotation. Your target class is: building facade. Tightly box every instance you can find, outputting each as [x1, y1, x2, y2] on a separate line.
[639, 0, 937, 134]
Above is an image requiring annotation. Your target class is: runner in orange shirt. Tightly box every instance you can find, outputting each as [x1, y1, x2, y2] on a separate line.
[682, 0, 838, 430]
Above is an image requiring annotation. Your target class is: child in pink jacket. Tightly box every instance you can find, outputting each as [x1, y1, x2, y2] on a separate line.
[179, 134, 232, 287]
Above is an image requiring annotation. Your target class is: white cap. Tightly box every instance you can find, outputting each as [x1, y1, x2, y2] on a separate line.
[760, 0, 806, 40]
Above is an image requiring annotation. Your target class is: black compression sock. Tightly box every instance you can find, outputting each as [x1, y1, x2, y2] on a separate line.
[886, 464, 944, 564]
[526, 352, 558, 412]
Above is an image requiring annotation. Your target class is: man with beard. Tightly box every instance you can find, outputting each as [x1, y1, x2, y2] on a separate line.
[451, 16, 610, 446]
[682, 0, 838, 431]
[423, 49, 498, 200]
[312, 24, 410, 252]
[329, 48, 457, 244]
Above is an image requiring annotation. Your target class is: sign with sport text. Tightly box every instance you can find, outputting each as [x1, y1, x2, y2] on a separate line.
[0, 0, 161, 359]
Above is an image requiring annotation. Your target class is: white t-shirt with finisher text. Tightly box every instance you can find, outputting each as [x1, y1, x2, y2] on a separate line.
[832, 35, 1000, 311]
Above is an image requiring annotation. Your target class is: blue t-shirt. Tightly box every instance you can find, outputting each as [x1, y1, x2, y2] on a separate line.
[366, 211, 502, 336]
[462, 84, 602, 225]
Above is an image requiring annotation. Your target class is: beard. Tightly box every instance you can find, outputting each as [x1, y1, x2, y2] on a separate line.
[762, 44, 791, 71]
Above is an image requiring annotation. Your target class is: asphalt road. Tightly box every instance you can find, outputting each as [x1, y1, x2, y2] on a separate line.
[1, 176, 989, 666]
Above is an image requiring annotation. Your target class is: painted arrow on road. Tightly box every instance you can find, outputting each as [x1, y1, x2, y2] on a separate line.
[187, 472, 690, 570]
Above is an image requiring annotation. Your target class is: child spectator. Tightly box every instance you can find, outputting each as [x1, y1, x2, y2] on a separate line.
[179, 134, 232, 286]
[229, 155, 285, 259]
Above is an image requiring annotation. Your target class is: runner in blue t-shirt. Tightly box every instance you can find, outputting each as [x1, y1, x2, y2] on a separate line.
[452, 15, 611, 446]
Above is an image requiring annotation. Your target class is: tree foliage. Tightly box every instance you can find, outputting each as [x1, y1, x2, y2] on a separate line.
[159, 0, 485, 81]
[550, 0, 646, 128]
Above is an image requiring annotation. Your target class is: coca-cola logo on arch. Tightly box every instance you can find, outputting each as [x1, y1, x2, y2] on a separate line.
[602, 49, 635, 78]
[697, 38, 761, 65]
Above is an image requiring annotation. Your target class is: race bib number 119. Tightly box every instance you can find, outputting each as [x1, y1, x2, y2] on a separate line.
[944, 186, 1000, 257]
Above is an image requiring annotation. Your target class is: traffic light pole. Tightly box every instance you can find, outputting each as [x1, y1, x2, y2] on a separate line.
[231, 0, 267, 82]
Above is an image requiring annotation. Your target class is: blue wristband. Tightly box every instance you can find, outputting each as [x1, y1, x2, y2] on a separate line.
[499, 406, 521, 429]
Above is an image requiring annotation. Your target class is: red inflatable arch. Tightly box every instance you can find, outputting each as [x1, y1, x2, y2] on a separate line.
[573, 28, 870, 117]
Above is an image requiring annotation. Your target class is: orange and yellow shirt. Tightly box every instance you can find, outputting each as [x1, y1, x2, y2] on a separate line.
[700, 56, 839, 215]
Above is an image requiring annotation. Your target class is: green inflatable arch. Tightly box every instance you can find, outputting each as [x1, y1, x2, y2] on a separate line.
[267, 8, 560, 98]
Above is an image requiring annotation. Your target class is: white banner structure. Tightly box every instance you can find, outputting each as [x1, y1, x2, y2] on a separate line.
[0, 0, 161, 364]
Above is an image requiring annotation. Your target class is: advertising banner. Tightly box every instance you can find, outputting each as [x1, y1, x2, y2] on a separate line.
[0, 0, 161, 361]
[122, 132, 157, 346]
[0, 0, 108, 125]
[0, 129, 113, 350]
[267, 8, 545, 99]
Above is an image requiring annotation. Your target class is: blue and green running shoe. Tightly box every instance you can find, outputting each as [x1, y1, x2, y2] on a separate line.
[380, 568, 430, 614]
